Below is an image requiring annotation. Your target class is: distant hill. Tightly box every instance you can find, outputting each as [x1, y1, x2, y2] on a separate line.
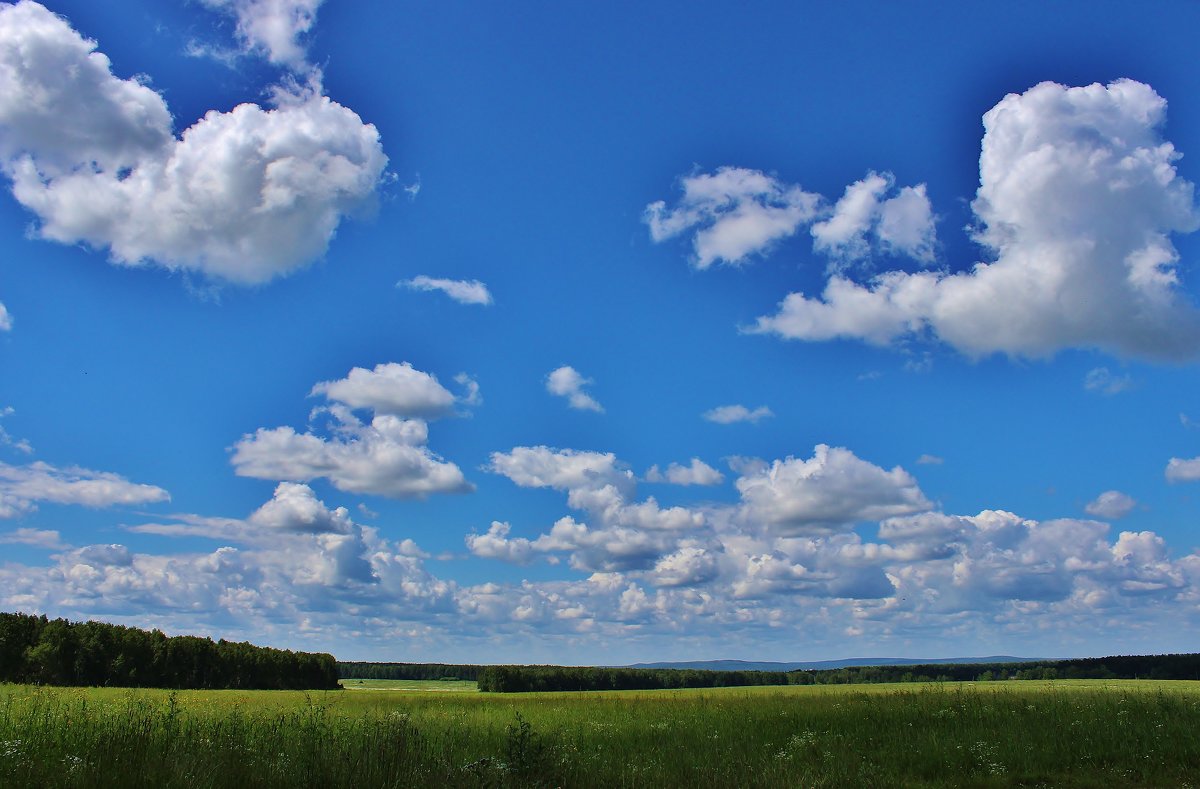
[624, 656, 1046, 672]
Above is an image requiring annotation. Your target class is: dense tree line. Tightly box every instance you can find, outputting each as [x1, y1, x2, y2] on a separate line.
[0, 612, 339, 689]
[338, 661, 486, 681]
[473, 653, 1200, 692]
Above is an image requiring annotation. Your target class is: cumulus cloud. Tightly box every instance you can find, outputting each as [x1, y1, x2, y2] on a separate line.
[546, 366, 603, 412]
[1165, 456, 1200, 483]
[0, 301, 10, 331]
[0, 1, 386, 285]
[1085, 490, 1137, 520]
[199, 0, 323, 71]
[735, 445, 931, 533]
[0, 460, 169, 519]
[702, 404, 773, 424]
[232, 364, 471, 499]
[811, 172, 936, 263]
[645, 458, 724, 486]
[465, 521, 536, 564]
[752, 80, 1200, 361]
[310, 362, 460, 419]
[644, 166, 821, 269]
[247, 482, 353, 533]
[400, 275, 493, 306]
[488, 447, 635, 499]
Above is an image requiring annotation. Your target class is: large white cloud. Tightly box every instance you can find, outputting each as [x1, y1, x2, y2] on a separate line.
[310, 362, 459, 419]
[644, 167, 821, 269]
[735, 445, 931, 533]
[0, 460, 169, 519]
[232, 364, 471, 499]
[753, 80, 1200, 360]
[0, 1, 386, 285]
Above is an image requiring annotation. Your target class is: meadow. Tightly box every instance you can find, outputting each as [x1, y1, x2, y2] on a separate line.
[2, 679, 1199, 787]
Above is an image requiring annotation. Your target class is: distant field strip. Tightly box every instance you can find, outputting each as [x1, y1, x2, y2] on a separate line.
[3, 680, 1199, 787]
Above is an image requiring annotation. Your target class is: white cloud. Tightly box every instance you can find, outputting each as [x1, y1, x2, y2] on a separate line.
[702, 404, 773, 424]
[199, 0, 323, 71]
[232, 365, 471, 499]
[232, 415, 470, 499]
[915, 454, 943, 465]
[645, 458, 724, 486]
[401, 275, 493, 306]
[0, 407, 31, 454]
[1085, 490, 1137, 520]
[644, 166, 821, 269]
[0, 527, 64, 549]
[465, 521, 535, 564]
[247, 482, 352, 533]
[1165, 456, 1200, 483]
[811, 172, 936, 263]
[546, 366, 603, 412]
[310, 362, 460, 419]
[752, 80, 1200, 361]
[0, 460, 169, 519]
[488, 446, 634, 498]
[735, 445, 931, 533]
[0, 301, 10, 331]
[0, 2, 386, 285]
[1084, 367, 1134, 395]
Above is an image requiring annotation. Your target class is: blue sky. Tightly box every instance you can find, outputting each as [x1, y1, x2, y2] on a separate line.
[1, 0, 1200, 664]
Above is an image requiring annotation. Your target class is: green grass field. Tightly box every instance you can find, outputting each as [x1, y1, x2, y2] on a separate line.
[3, 679, 1199, 787]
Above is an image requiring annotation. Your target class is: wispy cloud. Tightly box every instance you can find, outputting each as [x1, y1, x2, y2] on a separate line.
[400, 275, 493, 306]
[702, 404, 773, 425]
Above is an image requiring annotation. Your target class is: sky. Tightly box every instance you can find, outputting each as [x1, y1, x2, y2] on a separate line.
[1, 0, 1200, 665]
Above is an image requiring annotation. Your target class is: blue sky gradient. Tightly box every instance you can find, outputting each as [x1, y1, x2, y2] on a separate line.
[1, 0, 1199, 664]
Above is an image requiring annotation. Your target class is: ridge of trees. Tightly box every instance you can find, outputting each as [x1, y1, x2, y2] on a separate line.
[0, 612, 339, 689]
[339, 653, 1200, 693]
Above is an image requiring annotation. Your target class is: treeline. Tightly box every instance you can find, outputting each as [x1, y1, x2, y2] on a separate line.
[0, 612, 339, 690]
[338, 661, 486, 681]
[474, 653, 1200, 692]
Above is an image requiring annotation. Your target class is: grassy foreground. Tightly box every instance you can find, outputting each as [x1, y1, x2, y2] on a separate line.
[2, 680, 1199, 787]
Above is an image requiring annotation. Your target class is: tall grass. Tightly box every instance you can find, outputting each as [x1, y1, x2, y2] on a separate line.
[2, 681, 1199, 787]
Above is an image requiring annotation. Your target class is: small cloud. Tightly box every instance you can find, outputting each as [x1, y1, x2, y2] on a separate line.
[546, 366, 603, 413]
[0, 302, 11, 332]
[645, 458, 725, 486]
[1084, 490, 1137, 519]
[454, 373, 482, 407]
[0, 407, 32, 455]
[403, 174, 421, 200]
[400, 275, 493, 306]
[1166, 456, 1200, 483]
[0, 527, 66, 549]
[1084, 367, 1134, 395]
[916, 454, 943, 465]
[857, 370, 882, 381]
[1180, 413, 1196, 430]
[702, 404, 773, 425]
[356, 503, 378, 519]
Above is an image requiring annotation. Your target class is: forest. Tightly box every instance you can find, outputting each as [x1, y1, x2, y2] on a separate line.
[0, 612, 339, 689]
